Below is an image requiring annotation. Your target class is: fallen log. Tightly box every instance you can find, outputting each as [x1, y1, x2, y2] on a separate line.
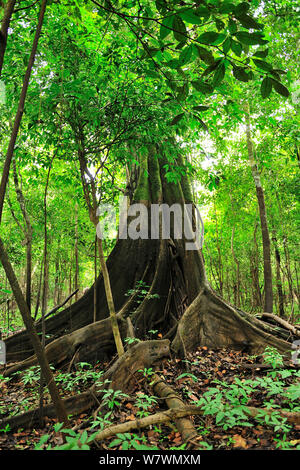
[0, 340, 170, 431]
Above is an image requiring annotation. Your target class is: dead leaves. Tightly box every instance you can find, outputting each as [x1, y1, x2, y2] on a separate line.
[232, 434, 247, 449]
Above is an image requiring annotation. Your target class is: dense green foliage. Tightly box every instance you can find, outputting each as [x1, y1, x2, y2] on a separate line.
[0, 0, 299, 331]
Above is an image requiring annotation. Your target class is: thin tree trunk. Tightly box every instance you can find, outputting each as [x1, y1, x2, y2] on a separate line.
[0, 0, 16, 75]
[33, 257, 43, 320]
[77, 137, 124, 356]
[231, 226, 240, 308]
[250, 223, 262, 310]
[12, 159, 33, 312]
[0, 0, 48, 222]
[54, 250, 60, 306]
[39, 155, 54, 424]
[275, 192, 294, 314]
[244, 101, 273, 312]
[94, 235, 97, 323]
[74, 202, 79, 301]
[97, 236, 124, 356]
[213, 198, 223, 296]
[272, 232, 285, 317]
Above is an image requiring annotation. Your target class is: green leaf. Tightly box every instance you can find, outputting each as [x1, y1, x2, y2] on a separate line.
[261, 77, 272, 98]
[236, 13, 263, 30]
[222, 37, 231, 54]
[195, 45, 214, 65]
[178, 44, 193, 65]
[193, 105, 209, 112]
[176, 83, 189, 101]
[195, 5, 211, 19]
[253, 59, 273, 71]
[160, 15, 174, 40]
[109, 438, 123, 447]
[198, 32, 226, 46]
[235, 32, 268, 45]
[178, 10, 202, 25]
[191, 114, 208, 131]
[219, 2, 235, 14]
[235, 2, 250, 15]
[215, 18, 225, 31]
[228, 18, 237, 34]
[202, 60, 220, 77]
[213, 62, 225, 87]
[231, 40, 242, 56]
[270, 78, 289, 97]
[253, 49, 269, 58]
[169, 113, 184, 125]
[232, 66, 250, 82]
[191, 80, 213, 94]
[172, 15, 187, 43]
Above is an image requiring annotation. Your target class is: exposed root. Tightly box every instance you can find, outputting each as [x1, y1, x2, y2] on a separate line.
[172, 286, 294, 357]
[150, 373, 198, 444]
[3, 314, 128, 377]
[0, 340, 170, 431]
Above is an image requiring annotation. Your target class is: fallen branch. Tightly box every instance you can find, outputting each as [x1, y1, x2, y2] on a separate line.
[94, 404, 300, 442]
[259, 313, 300, 338]
[95, 406, 203, 442]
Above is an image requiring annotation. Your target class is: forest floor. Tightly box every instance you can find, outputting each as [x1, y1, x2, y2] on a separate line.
[0, 344, 300, 451]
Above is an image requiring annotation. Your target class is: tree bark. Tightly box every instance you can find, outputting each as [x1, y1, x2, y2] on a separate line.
[231, 226, 240, 308]
[272, 232, 285, 317]
[74, 202, 79, 301]
[12, 159, 33, 312]
[0, 0, 16, 75]
[244, 102, 273, 313]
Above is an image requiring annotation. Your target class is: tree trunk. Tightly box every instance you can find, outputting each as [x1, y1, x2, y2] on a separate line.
[244, 102, 273, 313]
[231, 226, 240, 308]
[12, 159, 33, 312]
[272, 232, 285, 317]
[0, 0, 16, 75]
[74, 202, 79, 302]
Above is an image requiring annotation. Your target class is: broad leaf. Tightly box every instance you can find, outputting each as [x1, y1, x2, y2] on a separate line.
[172, 15, 187, 43]
[235, 32, 268, 46]
[270, 78, 289, 97]
[261, 77, 272, 98]
[253, 59, 273, 72]
[198, 32, 226, 46]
